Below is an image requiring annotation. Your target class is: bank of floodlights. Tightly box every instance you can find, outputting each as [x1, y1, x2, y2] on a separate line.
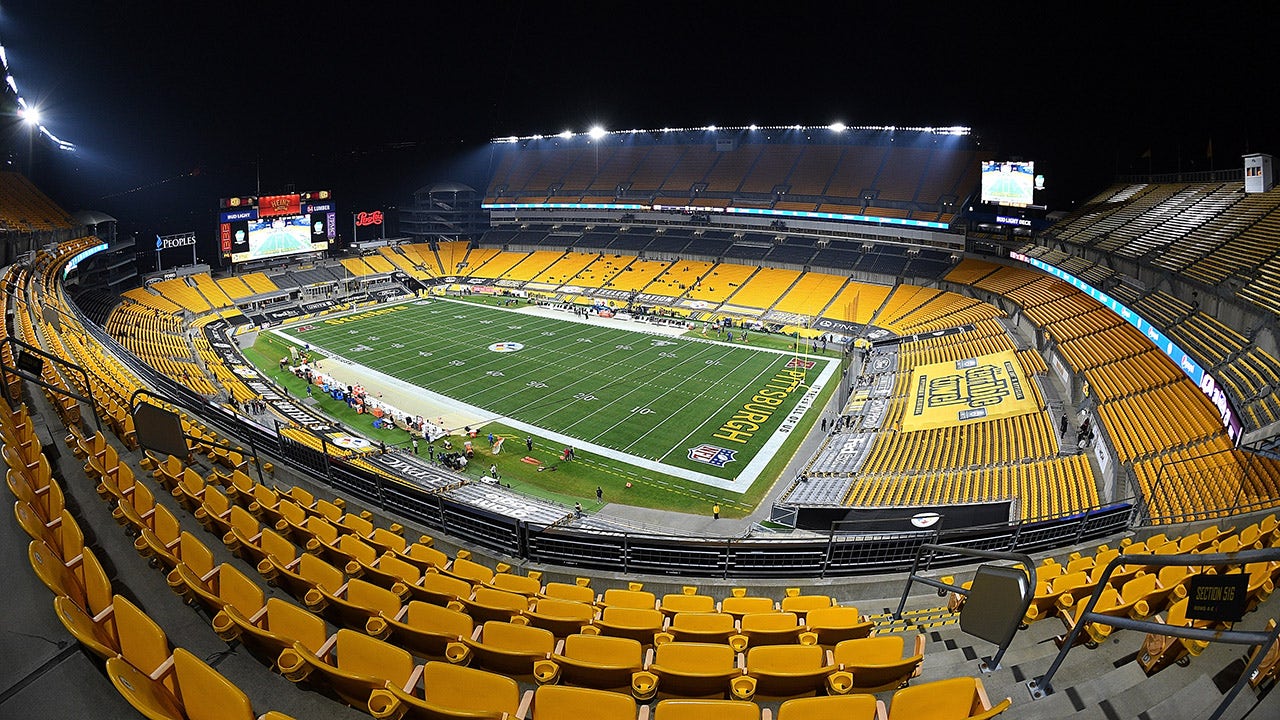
[1, 40, 77, 151]
[492, 123, 970, 143]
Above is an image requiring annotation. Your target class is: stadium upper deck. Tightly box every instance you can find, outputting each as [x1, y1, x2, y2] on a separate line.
[484, 126, 983, 231]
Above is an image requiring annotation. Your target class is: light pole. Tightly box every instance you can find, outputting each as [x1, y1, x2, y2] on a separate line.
[21, 105, 40, 179]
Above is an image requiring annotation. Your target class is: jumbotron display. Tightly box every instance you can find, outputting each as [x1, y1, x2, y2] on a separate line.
[980, 160, 1036, 207]
[218, 191, 336, 264]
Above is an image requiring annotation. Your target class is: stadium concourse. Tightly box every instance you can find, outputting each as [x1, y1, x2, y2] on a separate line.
[5, 127, 1280, 720]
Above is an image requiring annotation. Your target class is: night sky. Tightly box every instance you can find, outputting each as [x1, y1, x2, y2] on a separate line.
[2, 2, 1274, 246]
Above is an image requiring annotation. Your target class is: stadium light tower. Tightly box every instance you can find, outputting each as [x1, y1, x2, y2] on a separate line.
[20, 104, 41, 178]
[587, 125, 606, 173]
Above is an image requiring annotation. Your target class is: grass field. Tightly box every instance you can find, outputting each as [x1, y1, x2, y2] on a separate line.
[253, 296, 841, 514]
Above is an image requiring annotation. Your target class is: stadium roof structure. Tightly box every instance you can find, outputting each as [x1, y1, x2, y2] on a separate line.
[484, 123, 983, 233]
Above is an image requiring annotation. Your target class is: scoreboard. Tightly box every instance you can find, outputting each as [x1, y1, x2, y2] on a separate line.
[218, 191, 336, 264]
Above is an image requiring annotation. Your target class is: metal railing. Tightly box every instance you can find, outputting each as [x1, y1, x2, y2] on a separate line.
[1030, 546, 1280, 720]
[895, 544, 1037, 671]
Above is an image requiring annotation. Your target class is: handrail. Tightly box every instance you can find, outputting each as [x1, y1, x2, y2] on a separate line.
[895, 543, 1037, 672]
[1030, 546, 1280, 720]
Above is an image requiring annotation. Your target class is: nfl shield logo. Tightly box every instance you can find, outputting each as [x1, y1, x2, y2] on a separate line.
[688, 444, 737, 468]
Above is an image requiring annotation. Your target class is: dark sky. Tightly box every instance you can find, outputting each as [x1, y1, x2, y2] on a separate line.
[2, 2, 1274, 240]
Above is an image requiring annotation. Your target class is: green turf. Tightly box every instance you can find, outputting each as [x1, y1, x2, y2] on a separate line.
[278, 299, 830, 477]
[248, 297, 843, 516]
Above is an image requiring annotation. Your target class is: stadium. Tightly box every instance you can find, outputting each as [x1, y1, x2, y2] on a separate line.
[4, 9, 1280, 720]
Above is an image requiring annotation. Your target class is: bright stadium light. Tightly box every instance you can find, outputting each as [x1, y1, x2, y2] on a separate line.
[748, 124, 758, 131]
[587, 125, 606, 140]
[706, 125, 717, 132]
[829, 121, 847, 132]
[558, 129, 574, 139]
[5, 74, 16, 93]
[20, 104, 39, 125]
[0, 45, 8, 70]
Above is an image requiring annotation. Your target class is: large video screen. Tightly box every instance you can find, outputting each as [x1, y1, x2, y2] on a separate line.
[219, 191, 335, 264]
[229, 214, 331, 264]
[981, 161, 1035, 207]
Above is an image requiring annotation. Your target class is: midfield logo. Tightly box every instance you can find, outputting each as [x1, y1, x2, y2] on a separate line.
[687, 444, 737, 468]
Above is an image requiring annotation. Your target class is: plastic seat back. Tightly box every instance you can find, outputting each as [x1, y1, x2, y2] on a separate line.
[778, 694, 882, 720]
[449, 556, 495, 584]
[888, 676, 1010, 720]
[601, 587, 657, 610]
[492, 572, 542, 596]
[115, 594, 172, 677]
[654, 699, 760, 720]
[532, 684, 636, 720]
[660, 593, 717, 615]
[544, 581, 595, 604]
[172, 647, 256, 720]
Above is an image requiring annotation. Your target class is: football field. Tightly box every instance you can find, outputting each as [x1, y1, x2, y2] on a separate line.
[272, 298, 837, 492]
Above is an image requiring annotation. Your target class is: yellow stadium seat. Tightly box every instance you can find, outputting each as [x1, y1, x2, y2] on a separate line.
[134, 504, 183, 572]
[653, 698, 761, 720]
[734, 643, 837, 701]
[53, 593, 119, 660]
[368, 661, 527, 720]
[777, 694, 886, 720]
[1062, 573, 1163, 646]
[588, 606, 666, 645]
[534, 633, 643, 692]
[523, 597, 597, 638]
[450, 620, 556, 678]
[542, 581, 596, 605]
[886, 676, 1011, 720]
[520, 684, 637, 720]
[736, 612, 807, 649]
[600, 587, 657, 610]
[1023, 571, 1090, 623]
[451, 585, 533, 624]
[1139, 597, 1215, 675]
[27, 540, 112, 616]
[170, 560, 264, 619]
[779, 590, 833, 619]
[804, 606, 874, 647]
[401, 569, 474, 607]
[658, 591, 717, 617]
[442, 555, 496, 585]
[1246, 619, 1279, 688]
[827, 635, 925, 693]
[399, 543, 451, 573]
[261, 549, 344, 603]
[659, 612, 738, 646]
[306, 576, 403, 630]
[367, 600, 474, 660]
[114, 594, 173, 680]
[14, 501, 83, 564]
[489, 572, 544, 597]
[278, 628, 417, 708]
[214, 597, 328, 665]
[195, 485, 234, 537]
[237, 525, 297, 575]
[631, 641, 743, 701]
[172, 467, 208, 513]
[107, 647, 263, 720]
